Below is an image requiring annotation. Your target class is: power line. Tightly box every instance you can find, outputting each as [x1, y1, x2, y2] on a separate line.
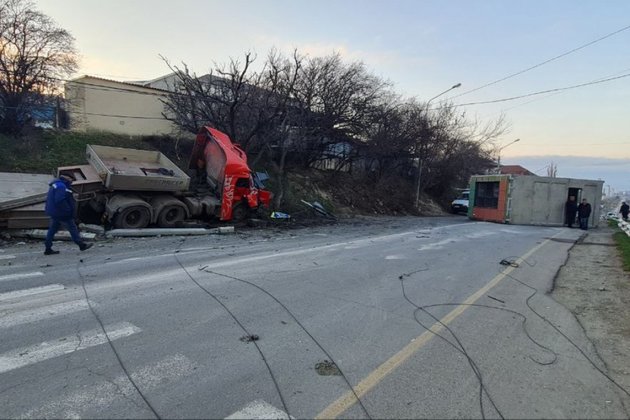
[475, 66, 630, 120]
[445, 72, 630, 108]
[451, 24, 630, 100]
[515, 142, 630, 147]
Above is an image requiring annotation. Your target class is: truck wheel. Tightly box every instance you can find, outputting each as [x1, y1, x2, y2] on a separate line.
[114, 206, 151, 229]
[157, 205, 186, 228]
[231, 203, 249, 222]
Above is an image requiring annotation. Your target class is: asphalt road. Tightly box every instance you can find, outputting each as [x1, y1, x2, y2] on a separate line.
[1, 216, 629, 419]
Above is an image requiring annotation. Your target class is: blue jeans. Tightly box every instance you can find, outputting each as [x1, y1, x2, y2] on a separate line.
[45, 218, 82, 249]
[579, 217, 589, 230]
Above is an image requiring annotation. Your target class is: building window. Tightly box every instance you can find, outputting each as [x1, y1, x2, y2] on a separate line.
[475, 181, 500, 208]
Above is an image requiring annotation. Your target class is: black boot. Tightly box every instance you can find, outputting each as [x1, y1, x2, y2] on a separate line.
[44, 248, 60, 255]
[79, 243, 93, 251]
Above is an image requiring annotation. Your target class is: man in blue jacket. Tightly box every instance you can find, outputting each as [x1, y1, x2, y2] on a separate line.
[44, 174, 93, 255]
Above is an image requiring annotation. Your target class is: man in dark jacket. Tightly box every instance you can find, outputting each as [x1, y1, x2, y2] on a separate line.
[44, 174, 93, 255]
[564, 196, 578, 228]
[577, 198, 592, 230]
[620, 202, 629, 221]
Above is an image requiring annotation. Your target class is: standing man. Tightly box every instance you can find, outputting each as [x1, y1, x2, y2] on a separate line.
[577, 198, 592, 230]
[564, 196, 578, 228]
[620, 202, 629, 221]
[44, 174, 93, 255]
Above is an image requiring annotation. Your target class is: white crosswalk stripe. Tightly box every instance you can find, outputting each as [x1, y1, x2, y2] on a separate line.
[0, 321, 141, 374]
[0, 255, 16, 260]
[21, 354, 196, 418]
[0, 299, 89, 329]
[0, 273, 207, 418]
[226, 400, 293, 419]
[0, 271, 44, 282]
[0, 284, 65, 302]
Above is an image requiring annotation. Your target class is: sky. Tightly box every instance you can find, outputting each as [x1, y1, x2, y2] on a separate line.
[34, 0, 630, 193]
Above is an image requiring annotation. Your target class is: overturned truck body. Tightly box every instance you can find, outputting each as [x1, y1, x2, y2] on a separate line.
[57, 126, 271, 229]
[468, 174, 604, 227]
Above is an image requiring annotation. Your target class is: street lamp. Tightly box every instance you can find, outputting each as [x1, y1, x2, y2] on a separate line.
[426, 83, 462, 106]
[496, 138, 520, 174]
[415, 82, 462, 208]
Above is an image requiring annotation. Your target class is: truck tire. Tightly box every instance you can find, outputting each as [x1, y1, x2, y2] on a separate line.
[231, 202, 250, 222]
[114, 206, 151, 229]
[157, 205, 186, 227]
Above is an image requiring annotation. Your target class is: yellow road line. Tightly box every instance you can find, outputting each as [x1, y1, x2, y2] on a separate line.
[316, 232, 561, 419]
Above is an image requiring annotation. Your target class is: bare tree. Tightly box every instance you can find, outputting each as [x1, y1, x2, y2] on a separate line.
[359, 99, 419, 178]
[161, 47, 505, 211]
[161, 53, 259, 142]
[289, 53, 393, 169]
[420, 104, 507, 193]
[256, 49, 302, 208]
[161, 50, 306, 208]
[161, 51, 301, 153]
[0, 0, 78, 134]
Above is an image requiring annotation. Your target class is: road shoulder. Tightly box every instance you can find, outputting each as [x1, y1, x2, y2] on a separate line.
[552, 226, 630, 402]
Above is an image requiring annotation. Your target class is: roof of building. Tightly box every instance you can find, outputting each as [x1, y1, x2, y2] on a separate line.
[67, 75, 171, 93]
[499, 165, 536, 176]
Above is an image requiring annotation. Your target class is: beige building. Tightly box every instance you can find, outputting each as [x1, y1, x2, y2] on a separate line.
[64, 75, 180, 136]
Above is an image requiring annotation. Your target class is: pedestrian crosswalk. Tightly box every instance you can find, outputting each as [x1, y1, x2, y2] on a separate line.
[0, 254, 293, 419]
[0, 271, 44, 282]
[0, 322, 141, 374]
[226, 399, 293, 420]
[0, 299, 88, 329]
[0, 280, 142, 375]
[0, 280, 151, 418]
[0, 283, 65, 301]
[20, 353, 198, 419]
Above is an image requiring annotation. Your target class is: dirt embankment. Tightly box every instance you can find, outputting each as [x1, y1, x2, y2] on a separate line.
[283, 170, 448, 219]
[552, 226, 630, 396]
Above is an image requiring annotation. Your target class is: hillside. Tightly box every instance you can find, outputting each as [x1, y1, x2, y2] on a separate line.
[0, 129, 448, 220]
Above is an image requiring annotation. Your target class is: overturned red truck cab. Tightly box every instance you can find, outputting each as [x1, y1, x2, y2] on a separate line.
[189, 126, 272, 221]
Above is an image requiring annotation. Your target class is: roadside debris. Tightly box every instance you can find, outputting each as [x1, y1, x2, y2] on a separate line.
[487, 295, 505, 304]
[9, 229, 96, 241]
[315, 360, 341, 376]
[300, 200, 336, 221]
[499, 259, 519, 267]
[270, 211, 291, 219]
[239, 334, 259, 343]
[78, 223, 106, 235]
[0, 172, 49, 212]
[105, 226, 235, 238]
[0, 172, 50, 229]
